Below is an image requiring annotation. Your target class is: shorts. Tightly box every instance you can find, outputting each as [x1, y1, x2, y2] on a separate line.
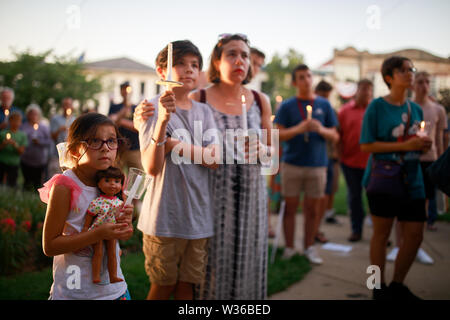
[116, 290, 131, 300]
[280, 162, 326, 198]
[143, 234, 208, 286]
[367, 193, 427, 222]
[420, 161, 436, 199]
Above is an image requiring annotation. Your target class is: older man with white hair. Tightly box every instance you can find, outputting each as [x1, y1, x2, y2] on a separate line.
[21, 104, 52, 191]
[1, 87, 23, 130]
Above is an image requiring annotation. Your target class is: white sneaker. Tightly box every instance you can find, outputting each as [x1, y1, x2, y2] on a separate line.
[416, 248, 434, 265]
[304, 246, 323, 265]
[386, 247, 399, 262]
[282, 247, 299, 259]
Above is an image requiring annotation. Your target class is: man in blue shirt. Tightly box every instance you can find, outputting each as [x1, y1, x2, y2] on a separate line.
[108, 81, 143, 171]
[1, 87, 24, 130]
[274, 64, 339, 264]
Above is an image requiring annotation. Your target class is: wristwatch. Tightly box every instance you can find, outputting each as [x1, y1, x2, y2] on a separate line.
[150, 137, 167, 146]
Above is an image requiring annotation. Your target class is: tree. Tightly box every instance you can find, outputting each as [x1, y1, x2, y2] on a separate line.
[0, 50, 102, 117]
[261, 48, 304, 111]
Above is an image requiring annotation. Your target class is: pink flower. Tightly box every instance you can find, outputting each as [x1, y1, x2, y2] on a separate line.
[0, 218, 16, 233]
[21, 220, 32, 232]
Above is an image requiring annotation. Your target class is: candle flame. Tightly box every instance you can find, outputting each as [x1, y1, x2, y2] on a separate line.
[420, 121, 425, 129]
[66, 109, 72, 116]
[5, 109, 9, 116]
[33, 124, 39, 130]
[126, 86, 132, 94]
[241, 94, 246, 104]
[306, 105, 312, 112]
[275, 95, 283, 103]
[6, 133, 11, 140]
[270, 115, 275, 122]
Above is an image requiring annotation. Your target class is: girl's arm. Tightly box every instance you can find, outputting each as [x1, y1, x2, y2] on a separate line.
[360, 136, 432, 154]
[42, 184, 129, 257]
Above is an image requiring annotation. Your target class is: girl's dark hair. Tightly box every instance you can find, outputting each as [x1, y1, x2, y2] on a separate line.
[208, 34, 253, 84]
[381, 56, 412, 89]
[66, 113, 128, 165]
[315, 80, 333, 93]
[156, 40, 203, 71]
[95, 166, 125, 198]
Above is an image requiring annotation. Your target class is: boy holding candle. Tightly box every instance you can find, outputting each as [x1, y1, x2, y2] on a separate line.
[0, 111, 27, 187]
[274, 64, 339, 264]
[136, 40, 219, 300]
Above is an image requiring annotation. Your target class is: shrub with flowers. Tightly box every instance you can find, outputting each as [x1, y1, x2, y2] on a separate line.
[0, 187, 51, 275]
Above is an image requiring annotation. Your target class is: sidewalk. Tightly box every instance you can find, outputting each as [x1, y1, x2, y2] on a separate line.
[268, 212, 450, 300]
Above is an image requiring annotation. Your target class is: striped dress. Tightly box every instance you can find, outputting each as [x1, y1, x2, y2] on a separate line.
[197, 95, 268, 300]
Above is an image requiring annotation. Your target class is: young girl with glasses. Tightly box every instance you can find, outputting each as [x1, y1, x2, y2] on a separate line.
[39, 113, 134, 300]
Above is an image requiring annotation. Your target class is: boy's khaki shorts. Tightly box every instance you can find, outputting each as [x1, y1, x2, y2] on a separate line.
[143, 234, 209, 286]
[280, 162, 327, 199]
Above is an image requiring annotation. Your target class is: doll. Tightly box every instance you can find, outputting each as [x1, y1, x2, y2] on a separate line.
[83, 166, 125, 284]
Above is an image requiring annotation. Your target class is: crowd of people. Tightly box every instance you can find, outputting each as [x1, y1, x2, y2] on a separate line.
[1, 33, 448, 301]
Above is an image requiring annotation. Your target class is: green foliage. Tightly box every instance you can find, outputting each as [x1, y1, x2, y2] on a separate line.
[261, 48, 304, 111]
[0, 49, 102, 117]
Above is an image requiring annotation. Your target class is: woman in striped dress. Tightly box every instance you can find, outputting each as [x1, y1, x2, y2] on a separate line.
[190, 34, 273, 299]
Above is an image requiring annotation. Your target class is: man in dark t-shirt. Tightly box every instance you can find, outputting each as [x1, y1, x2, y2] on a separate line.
[108, 81, 143, 171]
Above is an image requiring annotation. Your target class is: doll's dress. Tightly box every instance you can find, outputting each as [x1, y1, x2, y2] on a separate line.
[87, 195, 123, 231]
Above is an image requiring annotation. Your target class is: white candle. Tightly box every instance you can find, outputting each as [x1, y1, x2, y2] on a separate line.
[417, 121, 426, 137]
[32, 123, 39, 139]
[167, 42, 173, 81]
[306, 105, 312, 120]
[241, 94, 248, 133]
[124, 174, 142, 206]
[65, 109, 72, 128]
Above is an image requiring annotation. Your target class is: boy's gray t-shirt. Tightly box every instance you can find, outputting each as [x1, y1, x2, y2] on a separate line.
[137, 95, 218, 239]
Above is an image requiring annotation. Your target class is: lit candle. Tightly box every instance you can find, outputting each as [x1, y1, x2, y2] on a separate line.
[306, 105, 312, 120]
[305, 105, 312, 142]
[167, 42, 173, 81]
[241, 94, 248, 134]
[32, 123, 39, 139]
[124, 174, 142, 207]
[6, 133, 11, 140]
[65, 108, 72, 128]
[417, 121, 427, 137]
[4, 109, 9, 117]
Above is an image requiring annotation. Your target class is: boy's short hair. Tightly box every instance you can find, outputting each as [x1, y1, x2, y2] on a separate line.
[291, 64, 310, 83]
[250, 47, 265, 59]
[357, 78, 374, 88]
[8, 111, 22, 122]
[415, 71, 430, 82]
[315, 80, 333, 93]
[155, 40, 203, 71]
[381, 56, 412, 88]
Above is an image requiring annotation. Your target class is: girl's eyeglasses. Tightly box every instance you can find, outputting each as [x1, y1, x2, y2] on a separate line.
[82, 138, 122, 150]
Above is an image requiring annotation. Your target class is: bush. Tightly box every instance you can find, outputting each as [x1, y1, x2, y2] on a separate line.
[0, 187, 51, 275]
[0, 186, 143, 275]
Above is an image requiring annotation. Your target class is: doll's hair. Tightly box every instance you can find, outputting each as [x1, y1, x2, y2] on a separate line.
[207, 34, 253, 84]
[65, 113, 128, 166]
[95, 166, 125, 198]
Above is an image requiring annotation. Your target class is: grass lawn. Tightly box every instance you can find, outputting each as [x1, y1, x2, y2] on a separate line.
[0, 246, 310, 300]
